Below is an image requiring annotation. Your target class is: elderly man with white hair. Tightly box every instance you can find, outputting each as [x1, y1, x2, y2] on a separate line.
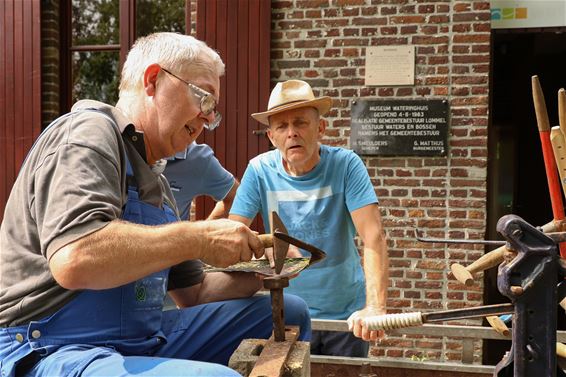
[0, 33, 310, 377]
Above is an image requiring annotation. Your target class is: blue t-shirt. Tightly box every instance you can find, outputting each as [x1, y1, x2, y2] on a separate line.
[164, 142, 235, 220]
[230, 144, 378, 319]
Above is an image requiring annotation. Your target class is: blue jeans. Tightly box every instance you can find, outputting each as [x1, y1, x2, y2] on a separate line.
[17, 294, 310, 377]
[310, 330, 368, 357]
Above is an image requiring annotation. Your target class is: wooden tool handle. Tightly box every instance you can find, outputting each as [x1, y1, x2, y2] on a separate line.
[557, 342, 566, 358]
[258, 234, 273, 248]
[551, 127, 566, 190]
[451, 247, 506, 286]
[466, 247, 506, 274]
[559, 88, 566, 137]
[532, 75, 550, 132]
[486, 316, 510, 337]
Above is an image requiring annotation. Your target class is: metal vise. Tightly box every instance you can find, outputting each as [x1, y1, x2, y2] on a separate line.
[495, 214, 566, 377]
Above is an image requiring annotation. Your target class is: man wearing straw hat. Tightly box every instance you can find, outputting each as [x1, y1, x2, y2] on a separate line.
[229, 79, 389, 357]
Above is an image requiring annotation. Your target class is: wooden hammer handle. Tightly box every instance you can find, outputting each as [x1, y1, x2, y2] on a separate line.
[559, 88, 566, 137]
[486, 315, 510, 337]
[258, 234, 273, 248]
[532, 75, 550, 132]
[451, 247, 505, 286]
[551, 127, 566, 193]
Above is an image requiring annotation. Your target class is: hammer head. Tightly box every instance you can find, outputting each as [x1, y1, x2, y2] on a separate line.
[270, 211, 290, 274]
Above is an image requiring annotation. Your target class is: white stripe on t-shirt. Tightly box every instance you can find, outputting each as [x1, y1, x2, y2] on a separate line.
[266, 186, 333, 230]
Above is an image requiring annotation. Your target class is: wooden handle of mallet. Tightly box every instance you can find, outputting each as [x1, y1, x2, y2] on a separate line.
[451, 247, 505, 286]
[258, 234, 273, 248]
[533, 75, 551, 132]
[559, 88, 566, 137]
[450, 221, 557, 286]
[550, 127, 566, 189]
[486, 316, 510, 336]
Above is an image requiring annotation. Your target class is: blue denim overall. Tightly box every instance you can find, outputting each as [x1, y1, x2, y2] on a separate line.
[1, 159, 311, 376]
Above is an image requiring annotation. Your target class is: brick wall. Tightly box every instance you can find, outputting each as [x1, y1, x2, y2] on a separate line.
[271, 0, 491, 363]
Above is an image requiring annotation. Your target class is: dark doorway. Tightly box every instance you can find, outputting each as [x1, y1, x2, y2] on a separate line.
[485, 29, 566, 365]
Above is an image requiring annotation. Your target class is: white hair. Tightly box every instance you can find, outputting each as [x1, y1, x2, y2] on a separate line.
[119, 32, 225, 95]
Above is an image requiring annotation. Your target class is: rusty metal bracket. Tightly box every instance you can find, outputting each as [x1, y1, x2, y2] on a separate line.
[249, 326, 300, 377]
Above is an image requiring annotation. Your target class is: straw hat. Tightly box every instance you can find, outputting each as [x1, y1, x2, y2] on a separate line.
[251, 80, 332, 125]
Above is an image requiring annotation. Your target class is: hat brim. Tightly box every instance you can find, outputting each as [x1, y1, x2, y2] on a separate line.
[251, 97, 333, 126]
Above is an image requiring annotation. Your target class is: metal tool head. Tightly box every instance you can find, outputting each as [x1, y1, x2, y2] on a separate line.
[272, 230, 326, 266]
[270, 211, 290, 274]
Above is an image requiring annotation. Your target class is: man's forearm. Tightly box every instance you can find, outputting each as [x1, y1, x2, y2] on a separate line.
[363, 236, 389, 310]
[194, 272, 262, 304]
[207, 200, 230, 219]
[49, 220, 205, 290]
[207, 180, 239, 220]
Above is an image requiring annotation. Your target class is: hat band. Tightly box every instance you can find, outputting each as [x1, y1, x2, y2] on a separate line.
[268, 99, 312, 111]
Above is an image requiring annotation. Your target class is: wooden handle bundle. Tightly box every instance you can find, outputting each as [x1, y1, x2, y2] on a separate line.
[450, 221, 557, 286]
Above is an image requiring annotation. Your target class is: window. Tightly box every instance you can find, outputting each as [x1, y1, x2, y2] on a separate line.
[60, 0, 189, 111]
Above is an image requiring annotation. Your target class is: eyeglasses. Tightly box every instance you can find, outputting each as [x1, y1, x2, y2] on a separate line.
[161, 67, 222, 131]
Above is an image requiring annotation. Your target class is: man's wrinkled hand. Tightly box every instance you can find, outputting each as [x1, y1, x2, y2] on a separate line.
[195, 219, 264, 268]
[347, 307, 386, 342]
[264, 244, 303, 268]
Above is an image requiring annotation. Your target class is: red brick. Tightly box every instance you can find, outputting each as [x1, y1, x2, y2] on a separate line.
[380, 6, 397, 15]
[453, 12, 490, 22]
[315, 19, 348, 28]
[305, 10, 322, 18]
[294, 39, 327, 48]
[288, 11, 304, 19]
[278, 20, 313, 29]
[272, 1, 293, 9]
[420, 25, 439, 34]
[342, 48, 359, 57]
[390, 15, 426, 24]
[473, 22, 491, 32]
[296, 0, 329, 8]
[342, 7, 360, 16]
[412, 35, 449, 45]
[313, 59, 348, 67]
[453, 3, 471, 12]
[362, 7, 378, 16]
[418, 4, 435, 14]
[352, 16, 388, 26]
[332, 38, 369, 47]
[304, 50, 320, 58]
[401, 25, 418, 34]
[343, 28, 360, 36]
[361, 27, 378, 36]
[429, 15, 450, 23]
[335, 0, 365, 5]
[474, 2, 491, 11]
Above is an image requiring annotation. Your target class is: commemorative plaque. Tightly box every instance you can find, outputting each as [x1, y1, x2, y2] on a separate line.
[350, 99, 449, 156]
